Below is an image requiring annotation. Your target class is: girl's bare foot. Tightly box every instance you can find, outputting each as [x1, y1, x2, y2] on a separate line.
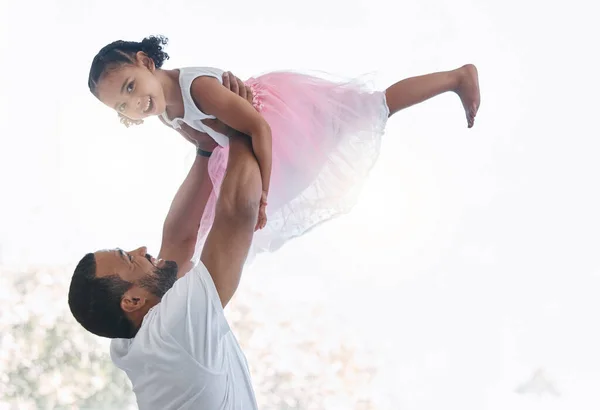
[454, 64, 480, 128]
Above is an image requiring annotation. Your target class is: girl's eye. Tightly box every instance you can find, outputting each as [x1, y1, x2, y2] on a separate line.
[118, 103, 126, 113]
[127, 81, 134, 93]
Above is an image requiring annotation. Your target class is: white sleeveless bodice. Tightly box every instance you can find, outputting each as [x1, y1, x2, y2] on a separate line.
[160, 67, 229, 147]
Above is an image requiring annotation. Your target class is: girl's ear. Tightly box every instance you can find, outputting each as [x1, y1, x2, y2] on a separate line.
[135, 51, 156, 72]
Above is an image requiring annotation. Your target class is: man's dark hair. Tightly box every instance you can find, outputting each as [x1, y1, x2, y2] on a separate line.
[68, 253, 137, 339]
[88, 35, 170, 96]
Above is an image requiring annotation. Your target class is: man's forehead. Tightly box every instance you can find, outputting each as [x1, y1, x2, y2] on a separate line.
[93, 249, 125, 277]
[94, 248, 120, 257]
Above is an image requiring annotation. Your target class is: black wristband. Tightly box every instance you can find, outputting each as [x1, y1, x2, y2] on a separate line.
[197, 147, 212, 158]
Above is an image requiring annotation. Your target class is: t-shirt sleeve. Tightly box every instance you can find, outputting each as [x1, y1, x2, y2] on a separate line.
[157, 261, 231, 371]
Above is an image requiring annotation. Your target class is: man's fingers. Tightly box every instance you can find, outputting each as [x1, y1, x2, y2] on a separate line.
[245, 86, 253, 104]
[224, 72, 254, 105]
[237, 77, 247, 99]
[228, 71, 239, 95]
[222, 71, 231, 90]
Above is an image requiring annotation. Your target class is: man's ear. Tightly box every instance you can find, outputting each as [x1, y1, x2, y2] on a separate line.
[120, 288, 147, 313]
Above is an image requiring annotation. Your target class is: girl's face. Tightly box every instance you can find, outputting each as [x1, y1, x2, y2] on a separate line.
[95, 53, 166, 121]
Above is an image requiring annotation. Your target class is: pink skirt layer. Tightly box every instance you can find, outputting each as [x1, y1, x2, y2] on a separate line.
[193, 71, 389, 264]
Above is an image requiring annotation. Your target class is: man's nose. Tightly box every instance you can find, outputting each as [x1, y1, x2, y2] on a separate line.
[131, 246, 147, 256]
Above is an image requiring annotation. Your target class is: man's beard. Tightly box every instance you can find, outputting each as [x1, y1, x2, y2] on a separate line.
[137, 254, 178, 298]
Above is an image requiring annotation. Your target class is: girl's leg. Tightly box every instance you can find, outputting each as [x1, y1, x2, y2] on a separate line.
[385, 64, 480, 128]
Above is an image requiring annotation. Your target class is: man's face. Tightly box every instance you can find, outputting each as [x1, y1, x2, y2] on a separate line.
[94, 247, 178, 312]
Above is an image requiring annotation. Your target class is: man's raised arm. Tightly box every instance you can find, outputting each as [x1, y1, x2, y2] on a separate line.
[200, 135, 261, 307]
[158, 143, 213, 276]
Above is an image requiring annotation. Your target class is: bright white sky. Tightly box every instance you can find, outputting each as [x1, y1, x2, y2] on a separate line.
[1, 0, 599, 408]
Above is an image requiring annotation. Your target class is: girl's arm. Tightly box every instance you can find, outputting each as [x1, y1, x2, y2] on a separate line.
[189, 76, 272, 201]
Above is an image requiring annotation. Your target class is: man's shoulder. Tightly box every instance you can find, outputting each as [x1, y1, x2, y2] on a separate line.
[145, 262, 225, 337]
[170, 261, 222, 309]
[109, 306, 160, 364]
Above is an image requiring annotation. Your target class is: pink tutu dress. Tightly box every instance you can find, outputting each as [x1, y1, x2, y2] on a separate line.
[160, 67, 389, 263]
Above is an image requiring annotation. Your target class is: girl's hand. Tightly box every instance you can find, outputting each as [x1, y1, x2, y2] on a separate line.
[255, 191, 268, 231]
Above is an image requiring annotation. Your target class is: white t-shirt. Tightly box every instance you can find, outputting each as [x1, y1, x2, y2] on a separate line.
[110, 263, 258, 410]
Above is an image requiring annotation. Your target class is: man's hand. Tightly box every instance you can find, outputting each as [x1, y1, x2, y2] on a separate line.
[222, 71, 253, 104]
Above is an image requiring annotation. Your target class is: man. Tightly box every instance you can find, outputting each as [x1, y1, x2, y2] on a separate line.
[68, 72, 261, 409]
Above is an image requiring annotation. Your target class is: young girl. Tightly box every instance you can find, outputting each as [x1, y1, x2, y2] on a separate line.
[88, 35, 480, 261]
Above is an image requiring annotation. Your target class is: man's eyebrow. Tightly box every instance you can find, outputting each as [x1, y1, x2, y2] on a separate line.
[116, 248, 127, 261]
